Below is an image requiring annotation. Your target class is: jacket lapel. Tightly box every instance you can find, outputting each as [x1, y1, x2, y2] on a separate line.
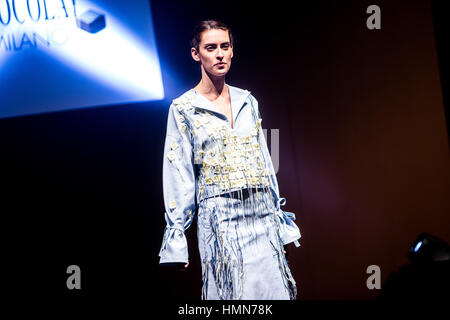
[191, 85, 251, 126]
[228, 84, 250, 125]
[192, 90, 221, 116]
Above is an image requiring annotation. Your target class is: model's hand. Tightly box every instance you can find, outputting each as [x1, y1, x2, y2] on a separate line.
[178, 261, 189, 271]
[161, 262, 189, 271]
[177, 261, 189, 271]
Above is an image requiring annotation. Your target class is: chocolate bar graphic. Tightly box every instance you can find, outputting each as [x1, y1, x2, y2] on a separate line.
[76, 10, 106, 33]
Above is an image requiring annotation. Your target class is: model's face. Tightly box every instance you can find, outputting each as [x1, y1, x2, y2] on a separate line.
[191, 29, 233, 77]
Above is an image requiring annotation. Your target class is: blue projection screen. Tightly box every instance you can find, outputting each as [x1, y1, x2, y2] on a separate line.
[0, 0, 164, 119]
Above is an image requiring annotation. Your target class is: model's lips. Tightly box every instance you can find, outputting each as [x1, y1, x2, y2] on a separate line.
[215, 62, 226, 66]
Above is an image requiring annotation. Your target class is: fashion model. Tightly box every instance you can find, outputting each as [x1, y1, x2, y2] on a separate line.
[158, 20, 302, 300]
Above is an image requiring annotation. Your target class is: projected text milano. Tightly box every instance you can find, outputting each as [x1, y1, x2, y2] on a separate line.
[0, 0, 76, 51]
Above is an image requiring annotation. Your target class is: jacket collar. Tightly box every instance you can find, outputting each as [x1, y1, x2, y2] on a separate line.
[191, 84, 251, 125]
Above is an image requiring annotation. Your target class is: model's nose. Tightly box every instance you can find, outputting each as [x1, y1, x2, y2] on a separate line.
[216, 48, 224, 58]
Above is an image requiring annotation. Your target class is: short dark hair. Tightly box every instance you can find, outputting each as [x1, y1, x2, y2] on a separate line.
[190, 20, 234, 51]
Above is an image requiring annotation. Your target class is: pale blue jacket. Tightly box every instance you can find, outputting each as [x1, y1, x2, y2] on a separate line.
[158, 84, 301, 263]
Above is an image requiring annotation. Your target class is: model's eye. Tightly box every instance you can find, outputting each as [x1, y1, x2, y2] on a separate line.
[206, 46, 216, 51]
[221, 44, 230, 50]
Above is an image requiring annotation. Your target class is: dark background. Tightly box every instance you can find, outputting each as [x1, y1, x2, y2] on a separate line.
[1, 0, 449, 306]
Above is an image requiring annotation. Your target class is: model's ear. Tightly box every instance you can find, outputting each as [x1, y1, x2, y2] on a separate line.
[191, 47, 200, 62]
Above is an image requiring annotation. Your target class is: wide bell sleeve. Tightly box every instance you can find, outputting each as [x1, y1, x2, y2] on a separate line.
[158, 102, 196, 264]
[250, 95, 302, 247]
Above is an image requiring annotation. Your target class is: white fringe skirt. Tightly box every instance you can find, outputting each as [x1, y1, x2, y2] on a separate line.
[197, 187, 297, 300]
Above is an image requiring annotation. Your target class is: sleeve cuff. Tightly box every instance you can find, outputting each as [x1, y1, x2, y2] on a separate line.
[276, 209, 302, 246]
[158, 226, 189, 263]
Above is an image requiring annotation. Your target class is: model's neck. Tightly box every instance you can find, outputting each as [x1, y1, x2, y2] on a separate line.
[195, 68, 227, 99]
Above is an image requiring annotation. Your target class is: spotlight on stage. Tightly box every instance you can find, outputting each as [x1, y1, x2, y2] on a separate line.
[377, 232, 450, 301]
[408, 232, 450, 264]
